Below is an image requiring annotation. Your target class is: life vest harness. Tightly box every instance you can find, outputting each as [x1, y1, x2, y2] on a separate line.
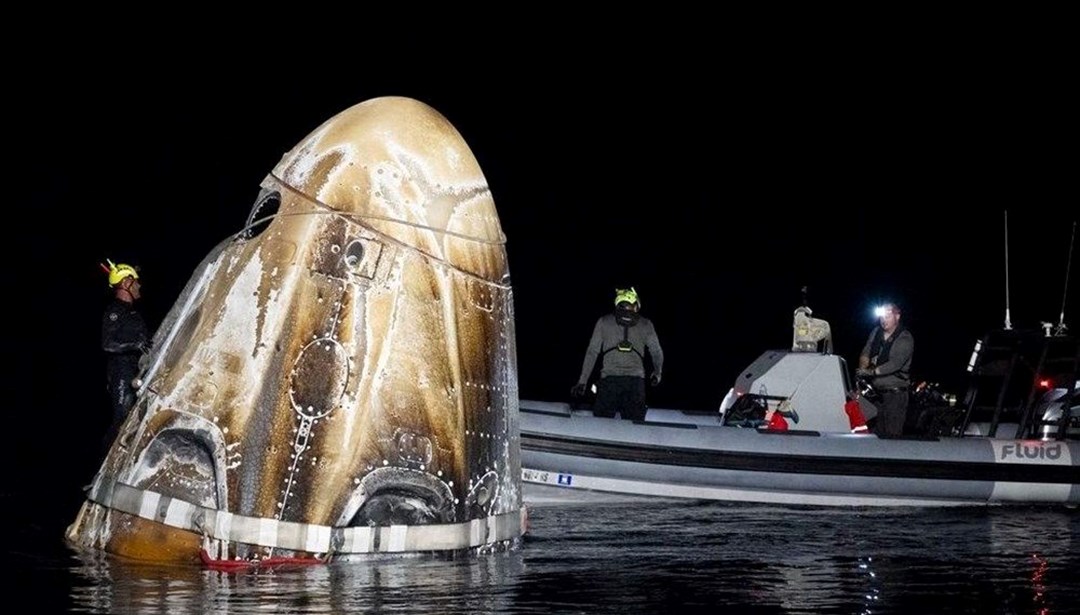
[602, 324, 644, 362]
[868, 326, 910, 383]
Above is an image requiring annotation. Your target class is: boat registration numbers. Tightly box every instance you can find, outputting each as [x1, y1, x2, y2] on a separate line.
[522, 468, 574, 486]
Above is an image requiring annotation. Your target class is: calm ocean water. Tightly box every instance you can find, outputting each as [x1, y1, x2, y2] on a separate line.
[7, 492, 1079, 614]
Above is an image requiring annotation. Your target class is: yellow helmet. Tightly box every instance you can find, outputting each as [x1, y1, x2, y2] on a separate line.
[614, 287, 639, 307]
[101, 259, 140, 287]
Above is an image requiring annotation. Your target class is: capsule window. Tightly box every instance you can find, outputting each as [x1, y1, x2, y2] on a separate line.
[344, 241, 364, 269]
[240, 189, 281, 240]
[343, 238, 382, 279]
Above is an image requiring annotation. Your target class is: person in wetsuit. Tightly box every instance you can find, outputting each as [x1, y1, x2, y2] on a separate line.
[571, 287, 664, 421]
[100, 259, 150, 451]
[856, 301, 914, 437]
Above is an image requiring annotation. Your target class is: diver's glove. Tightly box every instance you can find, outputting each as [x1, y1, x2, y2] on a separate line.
[571, 382, 587, 398]
[855, 367, 874, 378]
[137, 340, 154, 371]
[649, 373, 661, 387]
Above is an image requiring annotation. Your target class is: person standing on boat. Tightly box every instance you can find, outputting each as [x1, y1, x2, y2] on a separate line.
[571, 287, 664, 420]
[856, 302, 914, 437]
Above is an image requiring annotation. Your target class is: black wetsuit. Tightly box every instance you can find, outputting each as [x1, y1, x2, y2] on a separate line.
[101, 298, 149, 444]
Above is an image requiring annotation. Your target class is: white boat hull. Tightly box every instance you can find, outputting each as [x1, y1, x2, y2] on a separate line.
[520, 402, 1080, 507]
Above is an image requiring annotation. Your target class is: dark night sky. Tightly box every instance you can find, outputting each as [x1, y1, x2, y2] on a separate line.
[8, 42, 1076, 505]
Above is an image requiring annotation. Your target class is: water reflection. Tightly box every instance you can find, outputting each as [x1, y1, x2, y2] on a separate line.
[70, 549, 526, 614]
[988, 510, 1074, 615]
[857, 555, 881, 614]
[16, 501, 1080, 614]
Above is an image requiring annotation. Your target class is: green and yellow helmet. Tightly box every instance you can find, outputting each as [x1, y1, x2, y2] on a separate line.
[614, 287, 639, 307]
[101, 259, 139, 287]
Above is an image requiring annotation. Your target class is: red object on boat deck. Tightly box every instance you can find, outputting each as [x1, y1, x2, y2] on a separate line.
[767, 412, 789, 431]
[845, 399, 869, 433]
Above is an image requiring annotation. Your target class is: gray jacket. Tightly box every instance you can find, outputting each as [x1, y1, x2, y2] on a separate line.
[577, 314, 664, 384]
[860, 327, 914, 390]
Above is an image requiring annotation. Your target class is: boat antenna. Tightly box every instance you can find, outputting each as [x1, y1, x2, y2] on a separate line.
[1003, 211, 1012, 330]
[1055, 220, 1076, 336]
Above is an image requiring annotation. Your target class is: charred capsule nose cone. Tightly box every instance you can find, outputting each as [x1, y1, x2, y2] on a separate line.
[66, 96, 524, 562]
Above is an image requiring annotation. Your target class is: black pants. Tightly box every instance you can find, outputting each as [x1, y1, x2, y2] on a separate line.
[103, 371, 136, 455]
[593, 376, 647, 421]
[874, 389, 909, 437]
